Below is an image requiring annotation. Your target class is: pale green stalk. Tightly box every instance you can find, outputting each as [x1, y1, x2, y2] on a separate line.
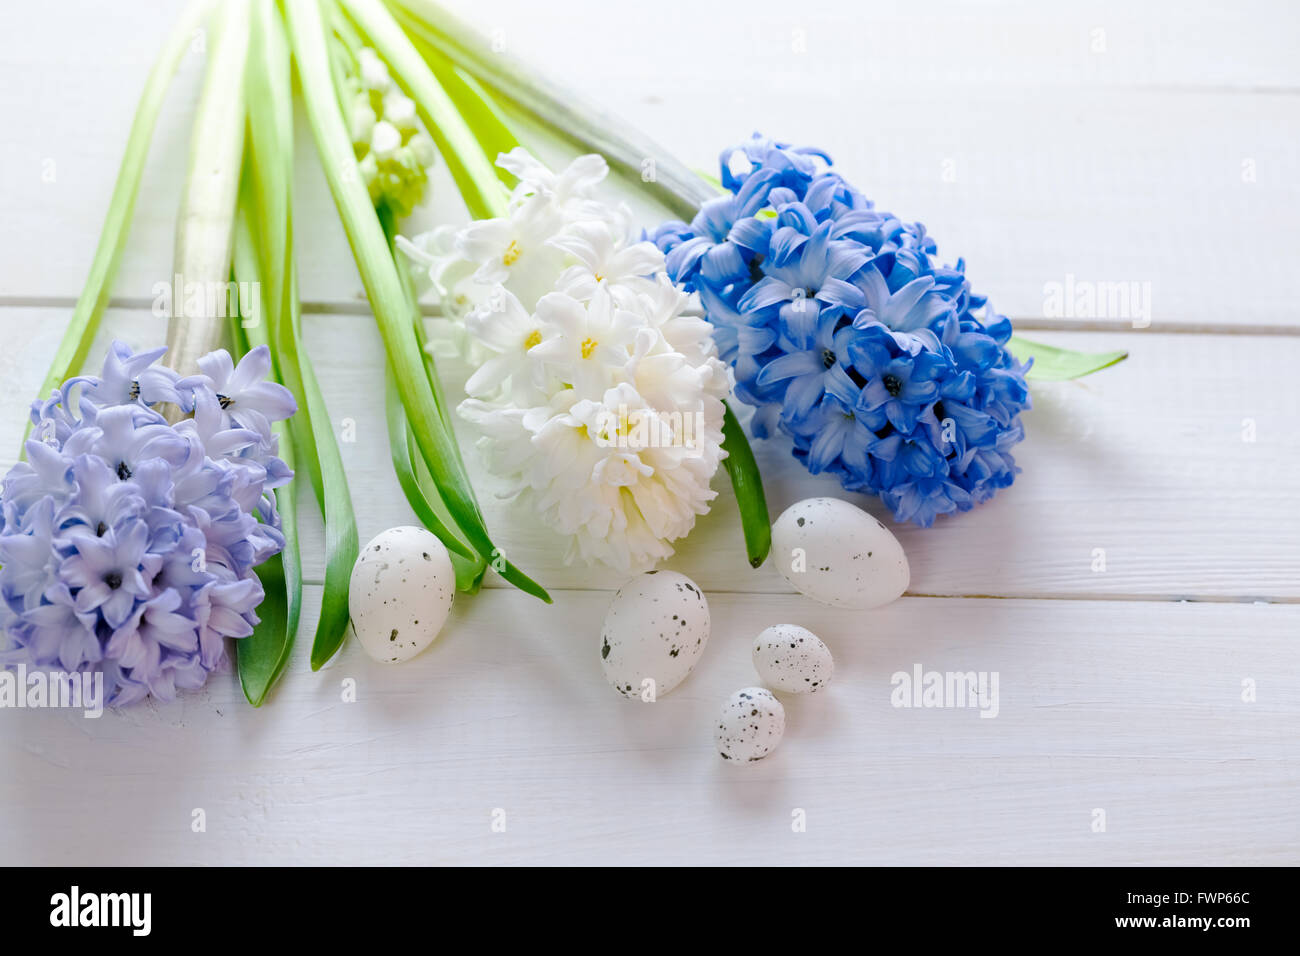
[166, 0, 252, 380]
[23, 0, 212, 455]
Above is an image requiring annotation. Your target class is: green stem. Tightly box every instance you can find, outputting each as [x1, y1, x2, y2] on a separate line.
[245, 0, 361, 670]
[23, 0, 212, 455]
[385, 0, 710, 220]
[285, 0, 548, 603]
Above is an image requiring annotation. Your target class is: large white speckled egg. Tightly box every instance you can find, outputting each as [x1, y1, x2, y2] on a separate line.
[752, 624, 834, 694]
[770, 497, 909, 608]
[716, 687, 786, 762]
[349, 526, 454, 664]
[600, 570, 710, 700]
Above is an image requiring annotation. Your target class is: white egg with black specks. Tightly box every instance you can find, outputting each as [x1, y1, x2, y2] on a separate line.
[716, 687, 785, 762]
[600, 570, 709, 700]
[349, 526, 454, 664]
[752, 624, 833, 694]
[771, 497, 909, 608]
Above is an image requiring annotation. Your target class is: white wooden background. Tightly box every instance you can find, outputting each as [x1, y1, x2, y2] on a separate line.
[1, 0, 1297, 865]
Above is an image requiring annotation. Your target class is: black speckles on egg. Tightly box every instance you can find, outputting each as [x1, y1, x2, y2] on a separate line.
[752, 624, 834, 694]
[716, 687, 785, 762]
[349, 527, 455, 664]
[600, 570, 710, 700]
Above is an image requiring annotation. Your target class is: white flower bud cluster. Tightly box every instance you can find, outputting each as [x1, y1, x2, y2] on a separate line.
[348, 48, 436, 216]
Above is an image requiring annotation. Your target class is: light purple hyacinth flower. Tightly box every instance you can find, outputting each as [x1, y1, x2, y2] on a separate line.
[0, 341, 295, 705]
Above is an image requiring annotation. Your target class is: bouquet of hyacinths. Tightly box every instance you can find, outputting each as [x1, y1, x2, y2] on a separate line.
[3, 0, 1133, 707]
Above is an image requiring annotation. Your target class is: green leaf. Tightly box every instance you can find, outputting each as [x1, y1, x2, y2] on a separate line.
[720, 402, 772, 568]
[1007, 334, 1129, 381]
[23, 0, 211, 455]
[382, 362, 475, 562]
[339, 0, 507, 219]
[230, 203, 301, 707]
[244, 0, 361, 671]
[410, 433, 488, 592]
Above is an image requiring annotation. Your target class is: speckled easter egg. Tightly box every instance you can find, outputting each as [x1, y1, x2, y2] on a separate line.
[716, 687, 786, 762]
[770, 497, 909, 608]
[348, 526, 454, 664]
[752, 624, 834, 694]
[600, 570, 710, 700]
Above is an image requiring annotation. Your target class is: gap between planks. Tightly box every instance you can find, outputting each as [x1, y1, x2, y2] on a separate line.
[2, 296, 1296, 336]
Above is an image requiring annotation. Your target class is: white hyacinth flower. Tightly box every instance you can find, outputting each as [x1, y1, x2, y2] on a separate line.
[414, 151, 731, 570]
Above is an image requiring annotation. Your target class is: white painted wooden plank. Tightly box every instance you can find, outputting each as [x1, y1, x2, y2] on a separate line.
[2, 2, 1298, 328]
[3, 307, 1297, 601]
[2, 591, 1295, 865]
[444, 0, 1300, 94]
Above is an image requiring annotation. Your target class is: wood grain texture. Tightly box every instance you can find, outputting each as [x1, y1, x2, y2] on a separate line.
[2, 590, 1296, 865]
[2, 0, 1297, 867]
[2, 1, 1298, 327]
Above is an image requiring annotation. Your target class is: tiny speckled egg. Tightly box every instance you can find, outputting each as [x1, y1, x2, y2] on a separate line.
[349, 526, 454, 664]
[600, 570, 710, 700]
[752, 624, 834, 694]
[716, 687, 785, 762]
[771, 497, 909, 608]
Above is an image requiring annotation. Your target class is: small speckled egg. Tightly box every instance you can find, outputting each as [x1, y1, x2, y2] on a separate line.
[771, 497, 909, 609]
[716, 687, 785, 762]
[752, 624, 834, 694]
[600, 570, 710, 700]
[349, 526, 454, 664]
